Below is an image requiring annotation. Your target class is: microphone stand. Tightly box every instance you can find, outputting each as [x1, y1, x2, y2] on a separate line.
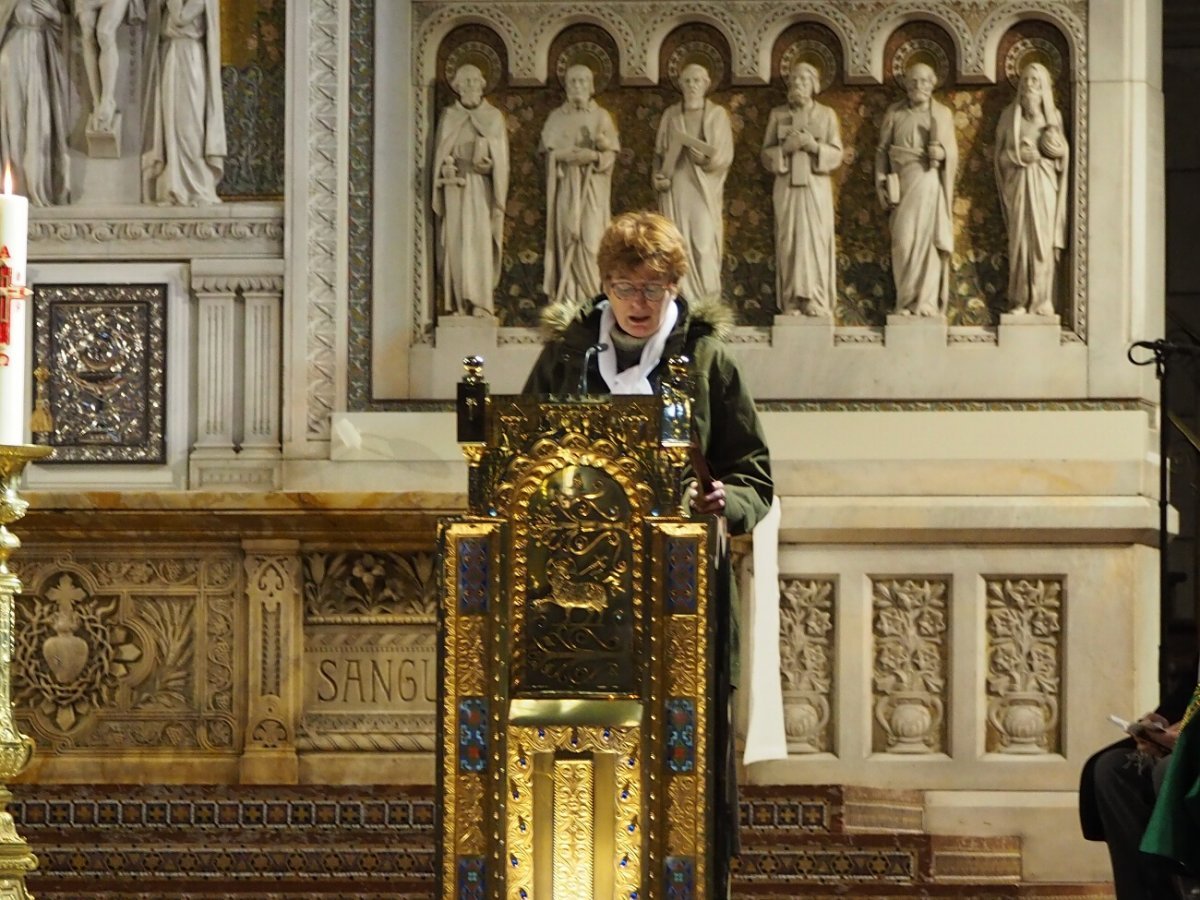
[1127, 338, 1200, 699]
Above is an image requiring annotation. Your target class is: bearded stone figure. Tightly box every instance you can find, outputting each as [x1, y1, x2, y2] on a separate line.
[431, 64, 510, 317]
[761, 61, 844, 317]
[652, 62, 733, 302]
[874, 62, 958, 317]
[539, 64, 619, 306]
[994, 62, 1069, 317]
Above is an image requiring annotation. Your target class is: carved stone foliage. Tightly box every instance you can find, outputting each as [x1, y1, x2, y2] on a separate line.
[29, 213, 285, 258]
[303, 551, 439, 622]
[778, 578, 835, 754]
[985, 577, 1062, 754]
[871, 577, 949, 754]
[32, 285, 166, 463]
[13, 550, 240, 754]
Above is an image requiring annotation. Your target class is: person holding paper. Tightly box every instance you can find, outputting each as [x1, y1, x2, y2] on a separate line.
[1080, 664, 1198, 899]
[652, 62, 733, 302]
[523, 210, 774, 898]
[431, 64, 509, 316]
[874, 61, 957, 317]
[761, 62, 843, 317]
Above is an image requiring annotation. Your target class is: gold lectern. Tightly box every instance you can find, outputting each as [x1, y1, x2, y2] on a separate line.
[439, 357, 717, 900]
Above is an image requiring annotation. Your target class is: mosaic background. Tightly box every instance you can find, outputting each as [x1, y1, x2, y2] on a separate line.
[219, 0, 287, 199]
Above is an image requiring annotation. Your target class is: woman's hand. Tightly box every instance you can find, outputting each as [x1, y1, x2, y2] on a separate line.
[691, 479, 727, 516]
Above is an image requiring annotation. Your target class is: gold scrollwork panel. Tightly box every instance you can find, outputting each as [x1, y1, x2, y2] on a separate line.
[506, 725, 642, 900]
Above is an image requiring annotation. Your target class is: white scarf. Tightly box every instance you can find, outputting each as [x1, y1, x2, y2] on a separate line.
[596, 298, 679, 395]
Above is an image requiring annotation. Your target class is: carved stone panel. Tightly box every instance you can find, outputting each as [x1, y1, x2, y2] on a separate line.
[870, 577, 949, 755]
[13, 549, 241, 754]
[300, 551, 439, 752]
[300, 627, 438, 752]
[778, 577, 835, 754]
[984, 577, 1062, 755]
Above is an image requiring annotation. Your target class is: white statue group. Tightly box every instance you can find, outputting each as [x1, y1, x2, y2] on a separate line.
[0, 0, 225, 206]
[434, 54, 1070, 321]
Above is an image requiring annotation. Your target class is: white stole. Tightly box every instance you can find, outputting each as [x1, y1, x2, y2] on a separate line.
[596, 299, 679, 395]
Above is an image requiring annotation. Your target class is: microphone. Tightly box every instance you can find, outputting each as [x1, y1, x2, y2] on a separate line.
[579, 342, 608, 395]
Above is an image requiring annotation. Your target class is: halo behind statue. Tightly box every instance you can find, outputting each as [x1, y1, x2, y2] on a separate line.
[666, 41, 726, 91]
[1004, 38, 1064, 88]
[892, 38, 951, 88]
[555, 42, 615, 93]
[444, 41, 503, 95]
[780, 40, 836, 92]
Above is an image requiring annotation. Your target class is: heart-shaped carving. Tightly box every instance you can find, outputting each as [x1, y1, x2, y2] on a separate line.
[43, 631, 89, 684]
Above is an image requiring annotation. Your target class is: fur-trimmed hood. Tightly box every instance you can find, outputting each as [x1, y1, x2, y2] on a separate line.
[538, 293, 736, 344]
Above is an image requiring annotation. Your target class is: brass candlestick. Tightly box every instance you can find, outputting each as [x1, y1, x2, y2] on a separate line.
[0, 444, 51, 898]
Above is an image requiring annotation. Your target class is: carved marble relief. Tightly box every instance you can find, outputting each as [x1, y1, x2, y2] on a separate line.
[984, 577, 1062, 754]
[412, 2, 1086, 335]
[300, 551, 439, 752]
[12, 549, 240, 754]
[243, 547, 300, 758]
[31, 284, 166, 464]
[871, 577, 949, 754]
[0, 0, 282, 204]
[778, 577, 835, 753]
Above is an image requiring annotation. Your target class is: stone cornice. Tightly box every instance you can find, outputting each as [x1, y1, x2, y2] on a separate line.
[28, 203, 285, 260]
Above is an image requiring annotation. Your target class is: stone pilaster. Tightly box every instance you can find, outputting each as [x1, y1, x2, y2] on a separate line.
[189, 260, 286, 490]
[241, 540, 304, 784]
[192, 282, 238, 452]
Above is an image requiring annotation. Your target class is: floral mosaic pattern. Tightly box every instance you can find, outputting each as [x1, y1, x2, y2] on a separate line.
[219, 0, 286, 199]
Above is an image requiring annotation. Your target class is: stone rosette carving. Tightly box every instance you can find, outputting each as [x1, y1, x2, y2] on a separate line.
[985, 577, 1062, 754]
[13, 550, 240, 753]
[778, 578, 835, 753]
[871, 578, 948, 754]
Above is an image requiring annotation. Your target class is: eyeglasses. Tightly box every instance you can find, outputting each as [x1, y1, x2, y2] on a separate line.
[608, 281, 672, 302]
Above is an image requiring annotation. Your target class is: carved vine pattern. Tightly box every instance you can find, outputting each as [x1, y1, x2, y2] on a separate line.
[305, 0, 341, 440]
[871, 577, 948, 753]
[985, 576, 1062, 754]
[778, 577, 834, 753]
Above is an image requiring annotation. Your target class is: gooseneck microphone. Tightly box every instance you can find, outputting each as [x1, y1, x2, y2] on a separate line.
[578, 342, 608, 395]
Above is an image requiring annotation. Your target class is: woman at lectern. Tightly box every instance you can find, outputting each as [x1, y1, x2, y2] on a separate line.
[523, 211, 774, 895]
[524, 210, 773, 534]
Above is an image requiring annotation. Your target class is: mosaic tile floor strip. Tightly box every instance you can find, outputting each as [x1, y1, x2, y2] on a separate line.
[9, 784, 1114, 899]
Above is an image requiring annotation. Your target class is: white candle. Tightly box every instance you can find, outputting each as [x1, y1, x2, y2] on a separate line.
[0, 165, 28, 446]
